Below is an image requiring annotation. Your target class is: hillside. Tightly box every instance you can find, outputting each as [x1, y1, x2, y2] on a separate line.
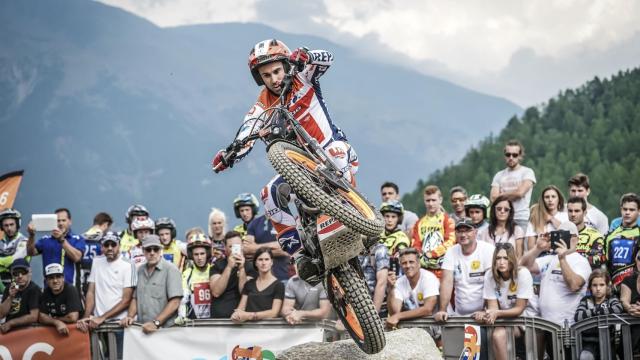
[403, 68, 640, 218]
[0, 0, 521, 231]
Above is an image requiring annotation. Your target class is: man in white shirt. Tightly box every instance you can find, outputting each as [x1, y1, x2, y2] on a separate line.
[77, 231, 136, 359]
[567, 173, 609, 234]
[519, 221, 591, 359]
[386, 247, 439, 329]
[490, 139, 536, 230]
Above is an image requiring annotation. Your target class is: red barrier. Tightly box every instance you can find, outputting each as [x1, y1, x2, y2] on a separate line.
[0, 324, 90, 360]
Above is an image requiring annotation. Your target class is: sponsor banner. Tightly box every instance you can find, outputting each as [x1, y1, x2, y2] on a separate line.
[0, 170, 23, 239]
[0, 324, 90, 360]
[124, 325, 323, 359]
[460, 324, 481, 360]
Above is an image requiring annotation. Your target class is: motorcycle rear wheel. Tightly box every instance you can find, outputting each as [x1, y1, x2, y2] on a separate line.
[326, 263, 386, 354]
[267, 141, 383, 237]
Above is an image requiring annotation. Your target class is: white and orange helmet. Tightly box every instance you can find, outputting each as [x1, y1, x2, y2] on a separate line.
[248, 39, 291, 86]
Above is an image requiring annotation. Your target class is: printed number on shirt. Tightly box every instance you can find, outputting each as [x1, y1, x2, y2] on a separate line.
[194, 283, 211, 305]
[611, 238, 634, 265]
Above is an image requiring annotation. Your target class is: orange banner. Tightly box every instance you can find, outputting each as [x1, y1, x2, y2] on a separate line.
[0, 324, 90, 360]
[0, 170, 23, 210]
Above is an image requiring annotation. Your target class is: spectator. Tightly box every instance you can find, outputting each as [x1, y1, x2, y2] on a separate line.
[121, 234, 182, 334]
[620, 251, 640, 356]
[120, 204, 150, 253]
[244, 211, 291, 282]
[280, 266, 331, 325]
[520, 221, 591, 359]
[178, 233, 213, 320]
[381, 181, 419, 236]
[0, 208, 28, 293]
[477, 195, 525, 257]
[232, 193, 259, 238]
[490, 139, 536, 231]
[81, 212, 113, 297]
[26, 208, 86, 290]
[209, 231, 255, 318]
[411, 185, 456, 279]
[575, 269, 623, 360]
[77, 231, 135, 359]
[385, 248, 439, 329]
[379, 200, 411, 257]
[464, 194, 490, 233]
[207, 207, 226, 251]
[434, 218, 495, 322]
[568, 173, 609, 235]
[231, 247, 284, 322]
[156, 217, 186, 271]
[449, 186, 468, 223]
[122, 218, 155, 268]
[38, 263, 82, 336]
[567, 197, 606, 270]
[358, 242, 389, 316]
[525, 185, 568, 253]
[0, 259, 40, 333]
[479, 243, 535, 360]
[606, 193, 640, 287]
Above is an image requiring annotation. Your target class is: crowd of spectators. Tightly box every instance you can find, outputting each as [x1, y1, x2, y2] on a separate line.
[0, 138, 639, 359]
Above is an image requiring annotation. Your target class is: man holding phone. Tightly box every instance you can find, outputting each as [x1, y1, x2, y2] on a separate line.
[26, 208, 86, 290]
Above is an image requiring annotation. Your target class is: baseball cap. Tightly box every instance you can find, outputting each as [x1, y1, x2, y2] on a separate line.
[558, 221, 579, 236]
[142, 234, 161, 248]
[10, 258, 30, 272]
[455, 217, 475, 230]
[45, 263, 64, 277]
[100, 231, 121, 245]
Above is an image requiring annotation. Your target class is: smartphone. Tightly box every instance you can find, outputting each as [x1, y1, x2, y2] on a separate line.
[32, 214, 58, 232]
[389, 257, 400, 276]
[231, 244, 242, 256]
[549, 230, 571, 250]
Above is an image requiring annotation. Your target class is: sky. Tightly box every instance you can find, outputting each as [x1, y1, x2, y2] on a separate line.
[96, 0, 640, 106]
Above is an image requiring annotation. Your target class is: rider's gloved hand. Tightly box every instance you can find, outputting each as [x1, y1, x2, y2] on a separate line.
[211, 150, 228, 173]
[289, 47, 311, 71]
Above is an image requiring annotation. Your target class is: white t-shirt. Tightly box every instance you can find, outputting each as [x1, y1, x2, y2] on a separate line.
[483, 267, 536, 317]
[393, 268, 440, 311]
[535, 253, 591, 326]
[88, 255, 138, 320]
[491, 166, 536, 222]
[477, 225, 524, 247]
[524, 211, 569, 238]
[585, 205, 609, 235]
[442, 241, 496, 315]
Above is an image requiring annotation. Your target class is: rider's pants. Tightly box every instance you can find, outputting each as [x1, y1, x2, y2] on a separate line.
[261, 140, 358, 255]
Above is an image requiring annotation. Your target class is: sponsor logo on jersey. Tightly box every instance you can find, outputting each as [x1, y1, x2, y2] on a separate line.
[471, 260, 481, 271]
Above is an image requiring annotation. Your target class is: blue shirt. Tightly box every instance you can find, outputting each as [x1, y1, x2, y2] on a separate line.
[36, 230, 86, 287]
[247, 215, 290, 281]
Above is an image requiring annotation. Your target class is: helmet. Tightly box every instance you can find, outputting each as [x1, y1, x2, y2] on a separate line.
[248, 39, 291, 86]
[464, 194, 490, 219]
[186, 233, 212, 260]
[380, 200, 404, 224]
[155, 217, 177, 240]
[0, 208, 21, 229]
[131, 218, 155, 234]
[233, 193, 260, 219]
[125, 204, 149, 224]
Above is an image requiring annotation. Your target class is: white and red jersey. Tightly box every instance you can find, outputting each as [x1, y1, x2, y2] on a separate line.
[232, 50, 351, 163]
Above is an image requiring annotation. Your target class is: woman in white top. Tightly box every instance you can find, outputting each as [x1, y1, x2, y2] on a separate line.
[477, 242, 534, 360]
[477, 195, 525, 257]
[526, 185, 568, 251]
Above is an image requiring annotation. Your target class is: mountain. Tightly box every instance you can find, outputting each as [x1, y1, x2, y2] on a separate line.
[402, 69, 640, 218]
[0, 0, 521, 233]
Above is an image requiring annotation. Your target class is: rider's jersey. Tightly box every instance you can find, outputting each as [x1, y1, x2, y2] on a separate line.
[162, 240, 186, 271]
[411, 212, 456, 274]
[180, 264, 212, 319]
[119, 229, 138, 253]
[122, 245, 146, 268]
[575, 226, 606, 270]
[231, 50, 349, 164]
[0, 232, 28, 288]
[605, 224, 640, 286]
[379, 228, 411, 257]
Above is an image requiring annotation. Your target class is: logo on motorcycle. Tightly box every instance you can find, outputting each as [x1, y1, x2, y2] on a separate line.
[317, 215, 345, 236]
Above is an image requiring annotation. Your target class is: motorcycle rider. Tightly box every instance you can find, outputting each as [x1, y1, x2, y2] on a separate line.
[0, 209, 29, 293]
[120, 205, 150, 253]
[212, 39, 358, 280]
[156, 217, 186, 271]
[231, 193, 259, 239]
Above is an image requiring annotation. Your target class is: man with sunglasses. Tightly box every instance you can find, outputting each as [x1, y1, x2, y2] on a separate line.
[78, 231, 136, 359]
[121, 234, 182, 334]
[38, 263, 83, 335]
[490, 139, 536, 231]
[0, 258, 41, 333]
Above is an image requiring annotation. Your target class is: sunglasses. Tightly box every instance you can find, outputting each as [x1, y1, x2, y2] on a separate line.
[11, 270, 28, 277]
[504, 152, 519, 158]
[102, 242, 118, 248]
[144, 247, 162, 253]
[495, 242, 513, 249]
[496, 206, 511, 213]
